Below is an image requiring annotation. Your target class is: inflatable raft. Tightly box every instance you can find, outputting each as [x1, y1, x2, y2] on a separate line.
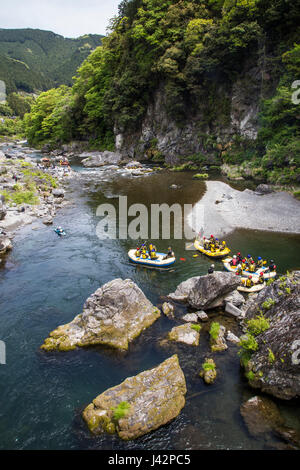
[194, 239, 231, 259]
[128, 249, 175, 268]
[223, 258, 276, 280]
[238, 282, 266, 293]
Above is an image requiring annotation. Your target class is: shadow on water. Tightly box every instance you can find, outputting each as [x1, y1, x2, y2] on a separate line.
[0, 166, 299, 449]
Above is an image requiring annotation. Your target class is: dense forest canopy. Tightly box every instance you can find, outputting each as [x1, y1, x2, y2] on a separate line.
[22, 0, 300, 184]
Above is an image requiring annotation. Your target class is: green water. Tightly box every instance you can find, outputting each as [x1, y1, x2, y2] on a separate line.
[0, 165, 299, 450]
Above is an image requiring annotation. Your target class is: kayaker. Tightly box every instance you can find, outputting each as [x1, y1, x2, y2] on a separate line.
[208, 264, 215, 274]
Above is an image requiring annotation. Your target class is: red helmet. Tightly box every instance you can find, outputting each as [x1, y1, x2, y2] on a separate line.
[260, 272, 264, 276]
[237, 252, 241, 256]
[210, 235, 214, 238]
[251, 260, 254, 264]
[249, 275, 252, 279]
[242, 259, 246, 262]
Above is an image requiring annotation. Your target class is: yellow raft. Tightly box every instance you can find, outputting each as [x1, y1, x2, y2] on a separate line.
[194, 239, 231, 259]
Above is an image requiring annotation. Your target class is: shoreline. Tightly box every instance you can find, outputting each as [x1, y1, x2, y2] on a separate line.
[188, 180, 300, 238]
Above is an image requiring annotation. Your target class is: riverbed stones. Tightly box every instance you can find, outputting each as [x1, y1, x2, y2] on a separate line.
[182, 313, 198, 323]
[168, 323, 200, 346]
[210, 324, 228, 352]
[82, 355, 187, 440]
[41, 278, 161, 351]
[168, 272, 241, 310]
[162, 302, 175, 319]
[0, 235, 12, 255]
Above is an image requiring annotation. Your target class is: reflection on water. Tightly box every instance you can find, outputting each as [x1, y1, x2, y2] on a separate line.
[0, 164, 299, 450]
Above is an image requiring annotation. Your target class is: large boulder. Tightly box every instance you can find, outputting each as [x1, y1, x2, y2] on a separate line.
[242, 272, 300, 400]
[168, 272, 241, 310]
[81, 151, 122, 167]
[82, 355, 187, 440]
[41, 278, 160, 351]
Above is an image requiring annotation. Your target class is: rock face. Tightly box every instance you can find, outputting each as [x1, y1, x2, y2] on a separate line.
[41, 279, 160, 351]
[242, 272, 300, 400]
[168, 323, 200, 346]
[82, 355, 187, 440]
[81, 151, 122, 167]
[168, 272, 241, 310]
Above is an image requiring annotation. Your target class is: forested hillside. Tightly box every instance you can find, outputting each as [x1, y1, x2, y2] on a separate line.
[0, 29, 103, 93]
[24, 0, 300, 184]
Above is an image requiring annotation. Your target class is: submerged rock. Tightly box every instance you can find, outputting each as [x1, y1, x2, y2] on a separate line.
[241, 396, 300, 449]
[41, 278, 160, 351]
[210, 323, 228, 352]
[242, 272, 300, 400]
[82, 355, 187, 440]
[168, 272, 240, 310]
[168, 323, 200, 346]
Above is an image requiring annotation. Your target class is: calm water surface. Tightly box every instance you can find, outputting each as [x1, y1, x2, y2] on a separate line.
[0, 161, 300, 450]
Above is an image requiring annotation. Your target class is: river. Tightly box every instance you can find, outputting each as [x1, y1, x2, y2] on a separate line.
[0, 156, 300, 450]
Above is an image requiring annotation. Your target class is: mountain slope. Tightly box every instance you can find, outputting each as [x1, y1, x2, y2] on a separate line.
[0, 28, 104, 93]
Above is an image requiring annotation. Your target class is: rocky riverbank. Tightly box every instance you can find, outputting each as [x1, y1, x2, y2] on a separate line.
[0, 141, 75, 256]
[39, 269, 299, 446]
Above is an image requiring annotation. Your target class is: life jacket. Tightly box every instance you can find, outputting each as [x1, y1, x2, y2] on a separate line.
[135, 250, 141, 257]
[257, 260, 264, 267]
[150, 250, 157, 259]
[210, 245, 215, 252]
[241, 263, 246, 271]
[246, 279, 253, 288]
[249, 264, 255, 272]
[231, 259, 237, 266]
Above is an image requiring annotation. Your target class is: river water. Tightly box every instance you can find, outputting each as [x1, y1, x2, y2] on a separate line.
[0, 158, 300, 450]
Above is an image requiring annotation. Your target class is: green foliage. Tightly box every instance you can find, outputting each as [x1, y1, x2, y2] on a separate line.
[112, 401, 131, 422]
[245, 370, 255, 381]
[209, 322, 220, 341]
[193, 173, 209, 179]
[0, 117, 24, 138]
[0, 29, 103, 93]
[239, 333, 258, 353]
[246, 314, 270, 336]
[191, 324, 201, 332]
[261, 298, 276, 310]
[202, 361, 216, 372]
[268, 348, 275, 364]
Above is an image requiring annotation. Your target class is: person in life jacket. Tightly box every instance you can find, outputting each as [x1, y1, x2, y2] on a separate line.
[221, 241, 227, 250]
[210, 244, 216, 252]
[164, 247, 175, 259]
[230, 255, 238, 266]
[257, 256, 264, 268]
[236, 264, 243, 275]
[241, 259, 247, 271]
[203, 237, 210, 250]
[215, 238, 220, 249]
[135, 246, 141, 257]
[247, 254, 254, 264]
[236, 252, 243, 263]
[208, 264, 215, 274]
[141, 247, 148, 259]
[150, 248, 158, 260]
[249, 260, 256, 272]
[269, 260, 277, 272]
[246, 275, 253, 288]
[257, 272, 265, 284]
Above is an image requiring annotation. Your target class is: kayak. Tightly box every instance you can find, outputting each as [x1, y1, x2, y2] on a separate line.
[54, 229, 66, 237]
[223, 258, 276, 280]
[194, 239, 231, 259]
[128, 249, 176, 267]
[238, 282, 266, 293]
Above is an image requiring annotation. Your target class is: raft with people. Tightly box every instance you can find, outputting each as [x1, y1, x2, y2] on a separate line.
[194, 235, 230, 259]
[237, 281, 266, 293]
[128, 243, 176, 268]
[223, 254, 277, 280]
